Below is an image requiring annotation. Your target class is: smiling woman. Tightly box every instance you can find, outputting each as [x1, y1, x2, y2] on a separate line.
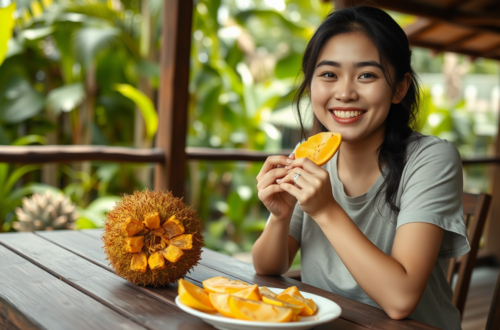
[252, 6, 469, 330]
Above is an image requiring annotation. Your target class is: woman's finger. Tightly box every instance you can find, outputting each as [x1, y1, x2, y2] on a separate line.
[287, 156, 322, 174]
[257, 168, 289, 190]
[257, 155, 293, 180]
[280, 167, 316, 189]
[278, 181, 305, 201]
[258, 184, 286, 204]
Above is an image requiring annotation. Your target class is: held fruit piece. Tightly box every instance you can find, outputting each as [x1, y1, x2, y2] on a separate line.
[148, 251, 166, 271]
[262, 295, 304, 315]
[126, 236, 144, 253]
[295, 132, 342, 166]
[130, 252, 148, 273]
[275, 293, 317, 316]
[171, 234, 193, 249]
[203, 276, 251, 294]
[144, 212, 161, 230]
[123, 216, 144, 236]
[208, 293, 233, 318]
[162, 244, 184, 263]
[163, 215, 185, 238]
[228, 295, 293, 322]
[178, 279, 216, 313]
[231, 284, 261, 301]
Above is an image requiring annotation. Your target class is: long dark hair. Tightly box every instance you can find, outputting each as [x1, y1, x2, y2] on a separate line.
[294, 6, 421, 213]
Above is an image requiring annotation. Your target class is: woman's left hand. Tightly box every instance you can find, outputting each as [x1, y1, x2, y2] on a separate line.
[279, 157, 337, 220]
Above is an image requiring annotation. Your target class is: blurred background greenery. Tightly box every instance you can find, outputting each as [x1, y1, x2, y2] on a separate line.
[0, 0, 498, 266]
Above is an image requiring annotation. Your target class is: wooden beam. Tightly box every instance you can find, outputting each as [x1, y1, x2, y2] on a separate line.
[186, 148, 291, 161]
[409, 39, 500, 60]
[486, 69, 500, 264]
[441, 31, 481, 52]
[154, 0, 193, 197]
[0, 146, 166, 163]
[404, 18, 438, 41]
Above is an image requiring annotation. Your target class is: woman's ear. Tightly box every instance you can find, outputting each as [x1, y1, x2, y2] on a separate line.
[392, 73, 412, 104]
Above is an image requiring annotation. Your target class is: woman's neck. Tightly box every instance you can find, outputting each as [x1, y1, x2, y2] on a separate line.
[337, 126, 385, 196]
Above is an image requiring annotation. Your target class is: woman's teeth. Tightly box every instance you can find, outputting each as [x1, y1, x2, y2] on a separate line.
[333, 110, 363, 118]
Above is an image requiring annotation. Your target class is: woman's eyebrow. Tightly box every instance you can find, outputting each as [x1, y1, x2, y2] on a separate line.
[316, 60, 382, 69]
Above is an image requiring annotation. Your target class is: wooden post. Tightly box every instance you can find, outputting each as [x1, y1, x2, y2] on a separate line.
[486, 69, 500, 264]
[154, 0, 193, 197]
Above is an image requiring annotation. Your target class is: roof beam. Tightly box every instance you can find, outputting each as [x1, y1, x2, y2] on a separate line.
[409, 39, 500, 60]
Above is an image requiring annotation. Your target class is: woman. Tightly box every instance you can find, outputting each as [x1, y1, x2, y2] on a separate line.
[252, 6, 469, 330]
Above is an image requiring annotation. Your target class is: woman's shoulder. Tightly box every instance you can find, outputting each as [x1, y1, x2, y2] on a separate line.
[406, 132, 462, 165]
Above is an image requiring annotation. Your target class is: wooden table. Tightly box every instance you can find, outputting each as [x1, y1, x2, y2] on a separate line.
[0, 229, 439, 330]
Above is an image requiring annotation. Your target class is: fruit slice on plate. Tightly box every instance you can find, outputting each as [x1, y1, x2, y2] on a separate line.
[203, 276, 251, 294]
[178, 279, 216, 313]
[231, 284, 261, 301]
[295, 132, 342, 166]
[262, 295, 304, 315]
[275, 293, 317, 316]
[209, 293, 233, 318]
[259, 286, 277, 298]
[228, 295, 293, 322]
[279, 286, 301, 297]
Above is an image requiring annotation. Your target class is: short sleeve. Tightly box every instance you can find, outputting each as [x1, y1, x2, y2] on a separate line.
[289, 202, 304, 244]
[397, 139, 470, 259]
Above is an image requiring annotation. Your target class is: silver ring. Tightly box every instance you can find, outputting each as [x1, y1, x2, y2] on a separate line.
[293, 173, 301, 184]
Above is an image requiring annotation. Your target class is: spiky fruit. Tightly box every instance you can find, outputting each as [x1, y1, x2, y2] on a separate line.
[13, 191, 78, 231]
[102, 189, 204, 286]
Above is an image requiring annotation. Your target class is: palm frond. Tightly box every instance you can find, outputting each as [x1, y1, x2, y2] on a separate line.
[74, 26, 119, 66]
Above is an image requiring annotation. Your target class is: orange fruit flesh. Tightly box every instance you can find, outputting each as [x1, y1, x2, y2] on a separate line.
[203, 276, 251, 294]
[275, 293, 317, 316]
[261, 295, 304, 315]
[178, 279, 216, 313]
[231, 284, 261, 301]
[228, 296, 293, 322]
[259, 286, 277, 298]
[295, 132, 342, 166]
[209, 293, 233, 318]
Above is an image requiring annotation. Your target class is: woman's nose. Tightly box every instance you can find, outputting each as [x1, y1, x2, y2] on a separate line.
[334, 78, 358, 102]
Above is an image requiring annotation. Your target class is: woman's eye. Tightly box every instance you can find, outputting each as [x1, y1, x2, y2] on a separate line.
[359, 73, 376, 79]
[321, 72, 336, 78]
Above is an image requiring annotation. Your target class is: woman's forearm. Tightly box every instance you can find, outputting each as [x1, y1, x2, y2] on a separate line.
[315, 203, 441, 319]
[252, 214, 292, 275]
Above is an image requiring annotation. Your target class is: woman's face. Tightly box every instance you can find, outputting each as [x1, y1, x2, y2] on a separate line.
[310, 31, 398, 143]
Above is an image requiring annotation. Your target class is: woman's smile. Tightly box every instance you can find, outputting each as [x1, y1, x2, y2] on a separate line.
[329, 107, 367, 124]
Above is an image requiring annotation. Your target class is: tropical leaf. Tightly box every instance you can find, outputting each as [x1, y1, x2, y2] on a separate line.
[114, 83, 158, 139]
[46, 82, 85, 114]
[12, 135, 48, 145]
[74, 26, 120, 66]
[0, 1, 16, 66]
[0, 75, 45, 123]
[3, 164, 40, 198]
[18, 26, 53, 40]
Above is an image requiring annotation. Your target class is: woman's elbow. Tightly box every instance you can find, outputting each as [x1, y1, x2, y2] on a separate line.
[384, 297, 419, 320]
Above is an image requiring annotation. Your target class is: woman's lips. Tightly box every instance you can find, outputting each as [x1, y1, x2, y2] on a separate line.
[329, 109, 366, 124]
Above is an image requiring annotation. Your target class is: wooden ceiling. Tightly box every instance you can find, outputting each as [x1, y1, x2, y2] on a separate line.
[329, 0, 500, 60]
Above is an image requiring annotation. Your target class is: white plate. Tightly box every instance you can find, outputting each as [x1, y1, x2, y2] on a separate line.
[175, 287, 342, 330]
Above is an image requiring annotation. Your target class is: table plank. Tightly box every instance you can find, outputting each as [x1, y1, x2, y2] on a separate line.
[80, 229, 439, 330]
[0, 244, 145, 330]
[39, 230, 368, 330]
[0, 233, 214, 330]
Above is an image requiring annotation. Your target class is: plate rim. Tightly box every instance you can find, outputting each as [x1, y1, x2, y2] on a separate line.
[175, 287, 342, 328]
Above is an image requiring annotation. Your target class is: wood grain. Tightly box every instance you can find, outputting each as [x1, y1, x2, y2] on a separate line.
[39, 230, 367, 330]
[0, 244, 145, 330]
[0, 233, 213, 330]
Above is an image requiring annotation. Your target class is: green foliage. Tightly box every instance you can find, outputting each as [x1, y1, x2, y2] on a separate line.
[0, 1, 16, 65]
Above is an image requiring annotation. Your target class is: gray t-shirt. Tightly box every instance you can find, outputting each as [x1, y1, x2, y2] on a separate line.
[286, 134, 469, 330]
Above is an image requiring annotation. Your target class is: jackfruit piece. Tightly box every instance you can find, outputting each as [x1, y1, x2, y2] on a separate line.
[161, 235, 170, 245]
[153, 227, 165, 236]
[171, 234, 193, 250]
[148, 251, 166, 271]
[144, 212, 161, 230]
[130, 252, 148, 273]
[162, 244, 184, 263]
[163, 215, 185, 238]
[123, 216, 144, 236]
[126, 236, 144, 253]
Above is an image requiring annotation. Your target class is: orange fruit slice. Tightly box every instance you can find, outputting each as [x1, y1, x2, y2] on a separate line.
[231, 284, 261, 301]
[202, 276, 251, 294]
[262, 295, 304, 315]
[208, 293, 233, 318]
[279, 286, 301, 297]
[295, 132, 342, 166]
[275, 293, 317, 316]
[228, 295, 293, 322]
[259, 286, 277, 298]
[178, 279, 216, 313]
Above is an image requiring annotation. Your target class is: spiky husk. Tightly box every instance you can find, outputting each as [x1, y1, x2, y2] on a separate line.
[102, 189, 204, 286]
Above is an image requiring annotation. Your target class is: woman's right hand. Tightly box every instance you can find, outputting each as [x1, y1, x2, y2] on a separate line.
[257, 154, 297, 220]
